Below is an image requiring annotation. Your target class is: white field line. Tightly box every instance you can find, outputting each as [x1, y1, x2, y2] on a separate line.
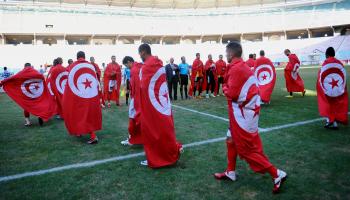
[2, 112, 347, 183]
[172, 104, 267, 132]
[275, 66, 320, 71]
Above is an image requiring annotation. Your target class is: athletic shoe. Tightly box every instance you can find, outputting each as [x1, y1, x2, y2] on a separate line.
[140, 160, 148, 166]
[24, 122, 32, 126]
[38, 118, 44, 126]
[272, 169, 287, 194]
[87, 137, 98, 144]
[107, 103, 111, 108]
[324, 122, 339, 130]
[121, 139, 132, 146]
[210, 94, 216, 98]
[302, 90, 306, 96]
[205, 94, 209, 99]
[214, 171, 237, 181]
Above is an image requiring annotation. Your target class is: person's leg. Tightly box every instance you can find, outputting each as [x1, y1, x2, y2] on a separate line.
[193, 78, 198, 97]
[126, 79, 130, 105]
[198, 77, 203, 96]
[173, 79, 178, 100]
[87, 132, 98, 144]
[210, 75, 215, 95]
[184, 76, 188, 99]
[24, 110, 31, 126]
[167, 81, 173, 100]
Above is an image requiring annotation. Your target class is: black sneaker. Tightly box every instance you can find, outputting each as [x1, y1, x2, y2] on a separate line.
[87, 137, 98, 144]
[38, 118, 44, 126]
[324, 122, 339, 130]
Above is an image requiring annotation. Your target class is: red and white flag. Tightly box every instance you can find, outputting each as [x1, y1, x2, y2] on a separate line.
[62, 58, 102, 135]
[254, 56, 276, 102]
[47, 64, 68, 116]
[1, 67, 57, 121]
[317, 57, 348, 124]
[284, 54, 305, 92]
[140, 56, 181, 168]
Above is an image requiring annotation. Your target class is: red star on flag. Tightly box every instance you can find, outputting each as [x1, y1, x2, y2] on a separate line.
[82, 78, 92, 89]
[162, 92, 169, 102]
[34, 84, 40, 90]
[328, 78, 339, 89]
[253, 104, 260, 118]
[262, 74, 267, 80]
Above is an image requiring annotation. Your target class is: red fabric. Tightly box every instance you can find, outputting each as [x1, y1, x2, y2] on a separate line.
[215, 59, 227, 77]
[47, 64, 67, 116]
[103, 62, 121, 103]
[140, 56, 181, 168]
[223, 58, 274, 174]
[203, 59, 217, 91]
[128, 62, 143, 145]
[1, 67, 57, 121]
[317, 57, 348, 124]
[23, 110, 30, 118]
[62, 58, 102, 135]
[284, 54, 305, 92]
[226, 139, 237, 172]
[188, 58, 204, 96]
[245, 58, 255, 70]
[253, 56, 276, 102]
[91, 62, 101, 81]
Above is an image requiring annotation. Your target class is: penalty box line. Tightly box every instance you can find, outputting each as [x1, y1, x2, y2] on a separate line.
[1, 111, 346, 183]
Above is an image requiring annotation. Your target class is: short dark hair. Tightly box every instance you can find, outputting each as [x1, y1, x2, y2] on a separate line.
[284, 49, 291, 54]
[77, 51, 85, 59]
[122, 56, 134, 65]
[226, 41, 243, 58]
[138, 43, 151, 55]
[260, 50, 265, 56]
[249, 54, 254, 58]
[24, 63, 31, 67]
[53, 58, 58, 66]
[325, 47, 335, 57]
[196, 53, 200, 57]
[56, 57, 63, 64]
[4, 67, 7, 70]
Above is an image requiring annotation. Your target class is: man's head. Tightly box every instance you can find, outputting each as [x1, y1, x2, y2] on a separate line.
[226, 41, 242, 63]
[284, 49, 291, 56]
[68, 59, 73, 65]
[53, 58, 58, 66]
[170, 57, 174, 64]
[208, 54, 212, 60]
[77, 51, 85, 59]
[90, 56, 95, 63]
[138, 43, 152, 62]
[56, 57, 63, 65]
[325, 47, 335, 58]
[196, 53, 200, 59]
[253, 54, 256, 60]
[260, 50, 265, 57]
[219, 54, 223, 60]
[122, 56, 134, 68]
[4, 67, 7, 71]
[181, 56, 186, 63]
[111, 55, 116, 63]
[24, 63, 32, 68]
[249, 54, 254, 59]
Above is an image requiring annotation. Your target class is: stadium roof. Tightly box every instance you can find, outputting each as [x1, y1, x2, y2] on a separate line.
[2, 0, 338, 9]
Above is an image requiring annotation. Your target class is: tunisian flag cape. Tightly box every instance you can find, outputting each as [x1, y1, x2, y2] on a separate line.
[284, 54, 305, 92]
[62, 58, 102, 135]
[140, 56, 181, 168]
[47, 64, 68, 116]
[317, 57, 348, 124]
[1, 67, 56, 121]
[188, 58, 204, 97]
[128, 62, 143, 145]
[103, 62, 121, 103]
[203, 59, 217, 92]
[224, 58, 272, 172]
[254, 56, 276, 102]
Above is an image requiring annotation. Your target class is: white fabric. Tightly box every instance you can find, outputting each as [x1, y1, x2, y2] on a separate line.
[108, 80, 117, 92]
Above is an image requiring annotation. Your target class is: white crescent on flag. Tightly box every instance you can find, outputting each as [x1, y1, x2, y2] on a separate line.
[291, 63, 300, 80]
[47, 82, 54, 96]
[21, 79, 44, 99]
[148, 67, 171, 116]
[55, 71, 68, 95]
[232, 76, 260, 134]
[68, 63, 98, 99]
[319, 62, 346, 97]
[254, 64, 274, 86]
[128, 98, 136, 118]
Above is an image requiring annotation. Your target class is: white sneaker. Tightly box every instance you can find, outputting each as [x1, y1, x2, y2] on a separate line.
[210, 94, 216, 98]
[273, 169, 287, 193]
[225, 171, 237, 181]
[121, 139, 132, 146]
[205, 94, 209, 99]
[140, 160, 148, 166]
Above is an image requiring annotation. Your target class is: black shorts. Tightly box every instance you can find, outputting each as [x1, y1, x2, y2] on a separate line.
[180, 74, 188, 85]
[126, 79, 130, 90]
[218, 77, 224, 84]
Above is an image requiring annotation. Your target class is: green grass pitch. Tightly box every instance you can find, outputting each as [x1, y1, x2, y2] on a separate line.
[0, 66, 349, 199]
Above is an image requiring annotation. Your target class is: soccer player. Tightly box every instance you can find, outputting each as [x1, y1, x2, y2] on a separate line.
[90, 56, 105, 108]
[245, 54, 255, 70]
[215, 54, 226, 96]
[138, 44, 182, 167]
[204, 54, 216, 98]
[284, 49, 306, 97]
[191, 53, 204, 98]
[317, 47, 348, 130]
[103, 55, 122, 107]
[214, 42, 287, 194]
[178, 56, 190, 100]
